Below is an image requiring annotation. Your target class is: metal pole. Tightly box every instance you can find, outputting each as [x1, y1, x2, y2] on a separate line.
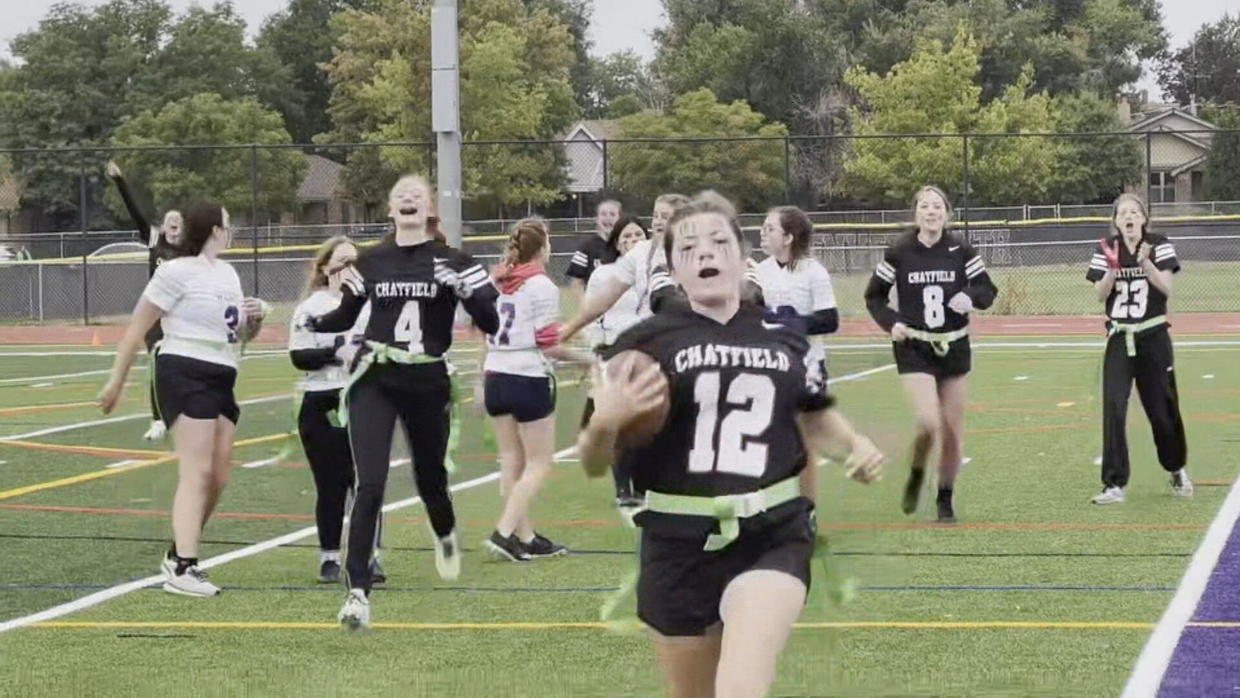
[783, 137, 791, 204]
[431, 0, 463, 246]
[961, 135, 970, 235]
[80, 154, 89, 325]
[250, 145, 260, 295]
[601, 139, 609, 193]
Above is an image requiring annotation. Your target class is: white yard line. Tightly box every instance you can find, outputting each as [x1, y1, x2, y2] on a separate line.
[1, 394, 291, 442]
[1120, 469, 1240, 698]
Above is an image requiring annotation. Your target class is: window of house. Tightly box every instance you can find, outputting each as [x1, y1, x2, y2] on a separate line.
[1149, 171, 1174, 203]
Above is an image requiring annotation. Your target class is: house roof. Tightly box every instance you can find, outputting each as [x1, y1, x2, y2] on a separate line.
[298, 154, 344, 203]
[1128, 107, 1217, 133]
[562, 119, 621, 142]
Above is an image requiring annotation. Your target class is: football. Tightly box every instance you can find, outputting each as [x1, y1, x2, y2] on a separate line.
[603, 350, 671, 448]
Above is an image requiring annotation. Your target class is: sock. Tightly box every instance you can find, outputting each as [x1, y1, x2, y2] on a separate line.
[937, 487, 953, 503]
[320, 550, 341, 564]
[173, 554, 198, 575]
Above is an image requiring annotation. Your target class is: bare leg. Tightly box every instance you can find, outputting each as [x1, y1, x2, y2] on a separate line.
[169, 416, 220, 558]
[491, 415, 525, 537]
[201, 416, 236, 527]
[651, 629, 722, 698]
[498, 415, 555, 542]
[936, 375, 968, 489]
[716, 570, 807, 698]
[899, 374, 942, 514]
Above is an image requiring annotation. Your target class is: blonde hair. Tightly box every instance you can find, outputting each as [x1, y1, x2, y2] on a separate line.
[1110, 193, 1150, 238]
[304, 235, 356, 298]
[502, 218, 550, 267]
[912, 185, 953, 230]
[388, 174, 446, 243]
[655, 193, 690, 209]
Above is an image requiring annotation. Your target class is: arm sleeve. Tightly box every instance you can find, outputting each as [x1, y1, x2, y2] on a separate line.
[1152, 239, 1181, 273]
[455, 252, 500, 335]
[566, 241, 593, 281]
[532, 280, 562, 350]
[1086, 241, 1108, 282]
[110, 174, 153, 245]
[649, 281, 686, 315]
[142, 262, 185, 311]
[962, 245, 998, 310]
[311, 278, 367, 333]
[799, 343, 835, 413]
[290, 347, 340, 371]
[864, 250, 900, 333]
[805, 308, 839, 335]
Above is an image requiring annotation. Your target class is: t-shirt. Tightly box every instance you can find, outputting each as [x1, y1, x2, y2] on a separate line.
[484, 274, 561, 378]
[290, 290, 370, 391]
[143, 256, 244, 367]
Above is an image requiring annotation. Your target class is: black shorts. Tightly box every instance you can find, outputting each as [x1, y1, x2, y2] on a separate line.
[893, 335, 971, 378]
[484, 372, 554, 423]
[637, 497, 815, 637]
[154, 353, 240, 428]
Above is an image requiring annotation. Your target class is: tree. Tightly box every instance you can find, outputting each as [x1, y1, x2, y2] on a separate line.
[257, 0, 377, 144]
[109, 93, 306, 221]
[524, 0, 593, 116]
[652, 0, 847, 132]
[1203, 106, 1240, 200]
[322, 0, 577, 211]
[1048, 92, 1143, 204]
[1158, 13, 1240, 106]
[843, 31, 1064, 206]
[583, 51, 662, 119]
[609, 89, 788, 211]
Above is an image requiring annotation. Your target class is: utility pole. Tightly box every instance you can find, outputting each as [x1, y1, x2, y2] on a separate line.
[430, 0, 463, 246]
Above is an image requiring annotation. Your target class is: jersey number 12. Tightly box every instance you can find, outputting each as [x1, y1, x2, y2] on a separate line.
[688, 372, 775, 478]
[394, 301, 425, 352]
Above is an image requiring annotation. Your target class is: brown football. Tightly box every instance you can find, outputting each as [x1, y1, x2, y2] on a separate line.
[604, 350, 671, 448]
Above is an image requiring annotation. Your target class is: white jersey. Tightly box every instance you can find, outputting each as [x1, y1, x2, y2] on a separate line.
[143, 256, 244, 368]
[586, 264, 643, 346]
[289, 290, 370, 392]
[755, 256, 837, 319]
[610, 238, 672, 317]
[484, 274, 560, 378]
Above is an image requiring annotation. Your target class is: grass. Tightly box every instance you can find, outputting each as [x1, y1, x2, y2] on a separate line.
[0, 336, 1238, 696]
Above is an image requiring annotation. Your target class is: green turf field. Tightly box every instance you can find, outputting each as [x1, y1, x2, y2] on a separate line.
[1, 336, 1237, 696]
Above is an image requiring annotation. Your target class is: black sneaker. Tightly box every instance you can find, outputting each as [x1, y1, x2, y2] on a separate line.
[485, 531, 530, 561]
[369, 558, 387, 585]
[318, 559, 341, 584]
[522, 533, 568, 559]
[902, 468, 926, 515]
[936, 488, 956, 524]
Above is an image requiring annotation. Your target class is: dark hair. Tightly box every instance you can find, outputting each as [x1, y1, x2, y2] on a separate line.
[181, 202, 226, 256]
[768, 206, 813, 266]
[503, 218, 550, 266]
[606, 216, 650, 254]
[663, 191, 746, 269]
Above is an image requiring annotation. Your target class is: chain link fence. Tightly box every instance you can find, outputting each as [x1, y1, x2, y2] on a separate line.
[1, 129, 1238, 324]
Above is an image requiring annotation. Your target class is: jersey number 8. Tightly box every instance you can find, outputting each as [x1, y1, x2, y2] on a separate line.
[923, 285, 945, 328]
[688, 372, 776, 478]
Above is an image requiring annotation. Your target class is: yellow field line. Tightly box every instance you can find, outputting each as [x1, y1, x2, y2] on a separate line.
[31, 620, 1173, 631]
[0, 433, 289, 502]
[0, 401, 99, 417]
[0, 439, 166, 458]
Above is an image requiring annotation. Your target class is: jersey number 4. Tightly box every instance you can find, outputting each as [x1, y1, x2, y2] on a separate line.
[1111, 279, 1149, 319]
[688, 372, 776, 478]
[394, 301, 425, 352]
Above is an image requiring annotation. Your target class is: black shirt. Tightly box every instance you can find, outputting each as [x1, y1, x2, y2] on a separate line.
[109, 173, 180, 277]
[865, 231, 998, 333]
[603, 303, 832, 533]
[1086, 233, 1179, 323]
[312, 237, 499, 356]
[566, 234, 618, 283]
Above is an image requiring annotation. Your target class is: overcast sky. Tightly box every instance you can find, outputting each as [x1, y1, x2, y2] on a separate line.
[3, 0, 1237, 98]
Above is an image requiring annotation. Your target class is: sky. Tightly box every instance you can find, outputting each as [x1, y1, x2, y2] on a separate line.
[3, 0, 1237, 98]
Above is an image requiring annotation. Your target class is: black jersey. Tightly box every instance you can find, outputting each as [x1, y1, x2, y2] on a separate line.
[603, 304, 832, 532]
[312, 237, 499, 355]
[109, 173, 181, 276]
[865, 232, 998, 333]
[566, 234, 618, 284]
[1086, 233, 1179, 323]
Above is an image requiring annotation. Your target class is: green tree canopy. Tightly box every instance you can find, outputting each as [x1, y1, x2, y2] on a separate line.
[109, 93, 306, 221]
[1158, 13, 1240, 107]
[610, 88, 788, 211]
[1202, 105, 1240, 200]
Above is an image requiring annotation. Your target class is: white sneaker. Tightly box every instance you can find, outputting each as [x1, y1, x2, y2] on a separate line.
[338, 588, 370, 630]
[143, 419, 167, 441]
[162, 565, 221, 597]
[433, 530, 460, 581]
[1091, 486, 1126, 505]
[1171, 469, 1194, 498]
[159, 554, 176, 581]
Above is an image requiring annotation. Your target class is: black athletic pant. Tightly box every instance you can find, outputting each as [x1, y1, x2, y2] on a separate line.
[298, 390, 354, 552]
[345, 361, 455, 593]
[144, 323, 164, 421]
[1101, 327, 1188, 488]
[581, 396, 634, 499]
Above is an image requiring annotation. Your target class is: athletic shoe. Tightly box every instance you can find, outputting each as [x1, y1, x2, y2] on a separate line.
[1170, 469, 1194, 498]
[369, 557, 387, 585]
[160, 552, 177, 581]
[338, 589, 370, 631]
[434, 531, 461, 580]
[522, 533, 568, 559]
[485, 531, 530, 562]
[162, 565, 221, 597]
[901, 468, 926, 514]
[318, 559, 341, 584]
[143, 419, 167, 441]
[935, 489, 956, 524]
[1091, 486, 1126, 505]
